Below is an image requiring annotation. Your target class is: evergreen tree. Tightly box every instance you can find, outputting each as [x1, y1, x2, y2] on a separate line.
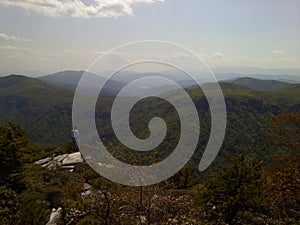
[198, 155, 266, 224]
[0, 185, 19, 225]
[0, 123, 29, 187]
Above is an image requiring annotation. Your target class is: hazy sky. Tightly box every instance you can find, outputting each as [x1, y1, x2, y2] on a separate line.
[0, 0, 299, 76]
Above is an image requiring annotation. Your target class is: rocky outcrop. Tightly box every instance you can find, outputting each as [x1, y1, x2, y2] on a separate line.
[62, 152, 84, 165]
[46, 207, 62, 225]
[35, 152, 84, 171]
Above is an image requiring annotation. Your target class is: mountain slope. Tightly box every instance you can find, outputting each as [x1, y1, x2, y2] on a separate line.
[0, 75, 73, 104]
[38, 70, 84, 90]
[0, 75, 74, 144]
[38, 70, 125, 96]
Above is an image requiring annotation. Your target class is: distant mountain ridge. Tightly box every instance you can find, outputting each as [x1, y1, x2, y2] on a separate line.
[38, 70, 198, 97]
[1, 72, 300, 145]
[229, 77, 289, 90]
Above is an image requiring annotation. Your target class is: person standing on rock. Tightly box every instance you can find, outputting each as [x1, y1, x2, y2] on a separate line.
[71, 127, 79, 152]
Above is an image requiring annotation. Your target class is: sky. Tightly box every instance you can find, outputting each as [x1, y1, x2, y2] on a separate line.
[0, 0, 299, 76]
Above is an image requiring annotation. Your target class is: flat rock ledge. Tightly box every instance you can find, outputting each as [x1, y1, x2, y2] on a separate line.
[35, 152, 84, 171]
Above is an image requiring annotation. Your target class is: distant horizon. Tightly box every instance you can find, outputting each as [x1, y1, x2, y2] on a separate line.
[1, 66, 300, 78]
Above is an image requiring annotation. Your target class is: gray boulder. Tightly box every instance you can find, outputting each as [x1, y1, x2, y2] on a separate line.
[46, 207, 62, 225]
[34, 157, 52, 166]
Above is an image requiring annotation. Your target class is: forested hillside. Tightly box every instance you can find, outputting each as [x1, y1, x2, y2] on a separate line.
[0, 112, 299, 224]
[0, 75, 300, 224]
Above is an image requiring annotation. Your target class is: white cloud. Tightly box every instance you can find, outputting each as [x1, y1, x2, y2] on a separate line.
[272, 49, 284, 55]
[0, 0, 164, 18]
[10, 53, 24, 60]
[0, 32, 29, 42]
[279, 57, 295, 63]
[270, 49, 295, 63]
[0, 45, 130, 74]
[163, 52, 191, 60]
[63, 49, 77, 54]
[210, 52, 225, 60]
[0, 45, 30, 50]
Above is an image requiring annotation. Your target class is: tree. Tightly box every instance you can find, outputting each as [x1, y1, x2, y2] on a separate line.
[0, 123, 29, 188]
[198, 155, 267, 224]
[0, 185, 19, 225]
[268, 112, 300, 154]
[266, 112, 300, 219]
[266, 154, 300, 219]
[18, 190, 48, 225]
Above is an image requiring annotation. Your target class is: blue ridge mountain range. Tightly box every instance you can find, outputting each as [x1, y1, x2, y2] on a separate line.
[0, 70, 299, 146]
